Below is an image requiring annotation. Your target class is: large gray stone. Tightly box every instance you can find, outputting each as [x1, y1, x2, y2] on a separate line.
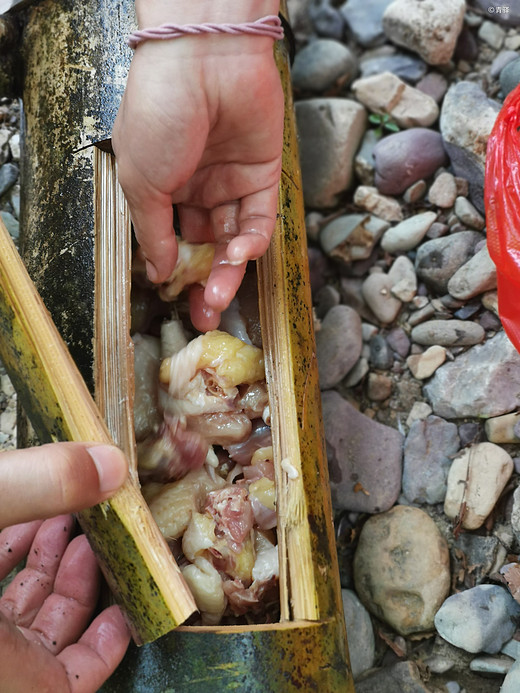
[322, 390, 403, 513]
[440, 82, 500, 212]
[296, 98, 367, 208]
[402, 415, 460, 505]
[415, 231, 484, 295]
[434, 585, 520, 654]
[292, 39, 358, 93]
[354, 505, 450, 635]
[340, 0, 394, 47]
[383, 0, 466, 65]
[424, 331, 520, 419]
[342, 589, 375, 679]
[355, 661, 431, 693]
[374, 128, 447, 195]
[316, 304, 363, 388]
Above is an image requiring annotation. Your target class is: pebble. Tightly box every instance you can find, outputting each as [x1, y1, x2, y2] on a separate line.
[369, 334, 394, 370]
[316, 304, 363, 389]
[295, 98, 367, 208]
[402, 415, 459, 505]
[406, 401, 432, 427]
[321, 390, 403, 513]
[485, 412, 520, 444]
[478, 19, 506, 50]
[406, 345, 446, 381]
[386, 326, 411, 358]
[344, 356, 369, 387]
[500, 56, 520, 96]
[361, 272, 402, 324]
[490, 50, 519, 79]
[373, 128, 448, 195]
[0, 162, 18, 197]
[388, 255, 417, 303]
[352, 72, 439, 129]
[340, 0, 393, 48]
[308, 0, 345, 40]
[470, 655, 513, 675]
[291, 39, 358, 93]
[353, 185, 403, 222]
[354, 129, 378, 185]
[320, 213, 389, 262]
[444, 442, 514, 530]
[0, 210, 19, 240]
[440, 81, 500, 213]
[453, 196, 486, 230]
[341, 589, 375, 679]
[447, 244, 497, 301]
[501, 658, 520, 693]
[354, 661, 431, 693]
[448, 245, 497, 301]
[359, 51, 427, 83]
[434, 584, 520, 654]
[382, 0, 466, 65]
[381, 211, 437, 253]
[411, 319, 485, 347]
[367, 372, 392, 401]
[353, 505, 450, 635]
[428, 172, 457, 208]
[502, 637, 520, 660]
[403, 179, 427, 204]
[416, 71, 449, 103]
[415, 230, 484, 294]
[424, 331, 520, 418]
[454, 532, 506, 586]
[314, 284, 340, 320]
[8, 132, 19, 161]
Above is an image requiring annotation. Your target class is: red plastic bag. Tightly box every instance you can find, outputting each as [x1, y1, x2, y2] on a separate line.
[485, 83, 520, 353]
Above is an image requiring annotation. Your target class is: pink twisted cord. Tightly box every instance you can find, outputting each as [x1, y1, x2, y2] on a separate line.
[127, 15, 284, 49]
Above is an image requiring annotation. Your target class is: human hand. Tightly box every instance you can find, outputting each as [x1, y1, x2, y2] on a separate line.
[0, 442, 128, 528]
[112, 1, 283, 332]
[0, 515, 130, 693]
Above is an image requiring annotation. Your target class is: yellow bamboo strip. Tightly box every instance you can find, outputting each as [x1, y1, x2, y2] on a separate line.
[94, 148, 138, 481]
[0, 215, 197, 644]
[257, 47, 320, 622]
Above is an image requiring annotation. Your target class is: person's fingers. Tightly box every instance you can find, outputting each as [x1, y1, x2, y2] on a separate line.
[0, 516, 74, 627]
[26, 535, 100, 654]
[0, 615, 70, 693]
[127, 195, 178, 283]
[188, 284, 221, 333]
[226, 182, 280, 265]
[203, 249, 247, 314]
[0, 442, 128, 529]
[0, 520, 43, 580]
[57, 605, 131, 693]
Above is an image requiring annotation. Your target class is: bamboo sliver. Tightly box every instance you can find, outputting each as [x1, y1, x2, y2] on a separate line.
[0, 217, 197, 644]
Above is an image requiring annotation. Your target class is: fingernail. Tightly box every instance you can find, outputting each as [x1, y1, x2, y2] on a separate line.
[87, 445, 128, 494]
[145, 259, 159, 283]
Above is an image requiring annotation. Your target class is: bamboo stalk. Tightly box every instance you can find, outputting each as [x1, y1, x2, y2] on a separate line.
[0, 216, 197, 644]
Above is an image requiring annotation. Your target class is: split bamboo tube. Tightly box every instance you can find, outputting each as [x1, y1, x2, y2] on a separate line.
[0, 217, 197, 644]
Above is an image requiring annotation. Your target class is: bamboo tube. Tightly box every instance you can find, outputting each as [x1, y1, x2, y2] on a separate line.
[0, 217, 197, 644]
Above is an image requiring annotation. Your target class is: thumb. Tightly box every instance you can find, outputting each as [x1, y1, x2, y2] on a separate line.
[0, 442, 128, 529]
